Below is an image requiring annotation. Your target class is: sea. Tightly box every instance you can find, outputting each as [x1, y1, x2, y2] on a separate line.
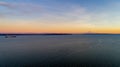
[0, 35, 120, 67]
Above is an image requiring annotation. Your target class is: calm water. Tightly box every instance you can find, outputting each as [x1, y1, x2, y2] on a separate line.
[0, 35, 120, 67]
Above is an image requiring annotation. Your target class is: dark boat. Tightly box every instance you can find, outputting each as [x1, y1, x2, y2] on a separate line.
[5, 35, 16, 38]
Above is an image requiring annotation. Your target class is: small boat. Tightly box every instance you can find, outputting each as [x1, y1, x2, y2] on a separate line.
[5, 35, 16, 38]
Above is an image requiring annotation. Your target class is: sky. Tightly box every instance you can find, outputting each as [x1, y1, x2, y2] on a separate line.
[0, 0, 120, 33]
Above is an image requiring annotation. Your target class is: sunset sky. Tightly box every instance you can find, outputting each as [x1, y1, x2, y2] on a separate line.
[0, 0, 120, 33]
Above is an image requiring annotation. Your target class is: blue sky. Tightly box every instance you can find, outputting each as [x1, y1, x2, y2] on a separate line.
[0, 0, 120, 33]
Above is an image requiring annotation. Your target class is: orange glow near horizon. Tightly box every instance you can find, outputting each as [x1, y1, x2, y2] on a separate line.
[0, 27, 120, 34]
[0, 20, 119, 34]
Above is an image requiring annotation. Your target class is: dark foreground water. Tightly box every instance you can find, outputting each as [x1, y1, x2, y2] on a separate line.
[0, 35, 120, 67]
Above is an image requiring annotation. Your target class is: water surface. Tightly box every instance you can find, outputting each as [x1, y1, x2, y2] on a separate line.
[0, 35, 120, 67]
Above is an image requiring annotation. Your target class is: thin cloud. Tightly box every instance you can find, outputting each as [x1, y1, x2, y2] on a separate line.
[0, 2, 14, 8]
[0, 1, 42, 15]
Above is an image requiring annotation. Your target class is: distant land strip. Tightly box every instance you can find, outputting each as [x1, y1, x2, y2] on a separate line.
[0, 33, 73, 36]
[0, 33, 120, 36]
